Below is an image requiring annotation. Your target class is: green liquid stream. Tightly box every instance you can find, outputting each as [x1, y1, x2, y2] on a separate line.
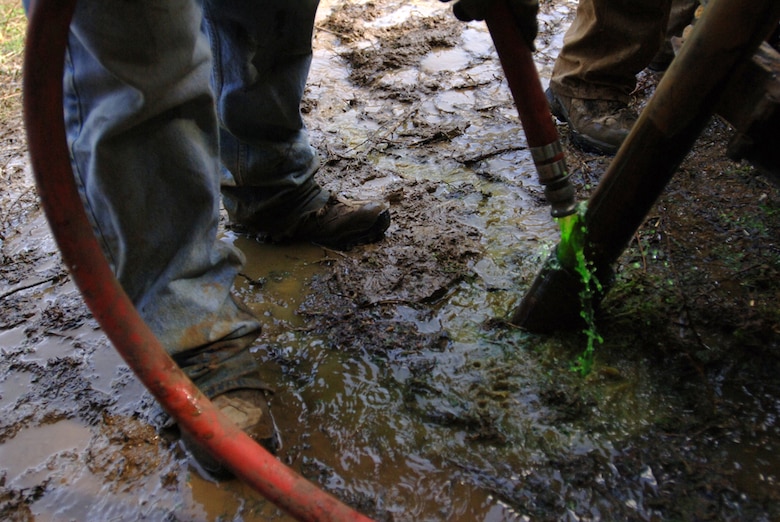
[556, 205, 603, 376]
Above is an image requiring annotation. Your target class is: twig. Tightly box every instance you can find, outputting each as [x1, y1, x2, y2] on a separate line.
[0, 90, 21, 101]
[721, 263, 767, 281]
[456, 145, 527, 166]
[0, 274, 63, 300]
[337, 103, 421, 157]
[314, 24, 353, 40]
[634, 231, 648, 271]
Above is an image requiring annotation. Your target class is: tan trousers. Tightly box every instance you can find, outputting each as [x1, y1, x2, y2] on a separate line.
[550, 0, 696, 103]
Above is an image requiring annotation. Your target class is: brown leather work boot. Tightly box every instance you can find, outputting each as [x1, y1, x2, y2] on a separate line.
[280, 196, 391, 250]
[546, 88, 637, 155]
[182, 388, 278, 479]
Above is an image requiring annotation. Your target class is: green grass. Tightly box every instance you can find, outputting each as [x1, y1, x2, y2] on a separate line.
[0, 2, 25, 69]
[0, 1, 25, 117]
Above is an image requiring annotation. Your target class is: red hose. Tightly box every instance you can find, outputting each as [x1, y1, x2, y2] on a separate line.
[485, 0, 576, 218]
[485, 1, 558, 149]
[22, 1, 372, 520]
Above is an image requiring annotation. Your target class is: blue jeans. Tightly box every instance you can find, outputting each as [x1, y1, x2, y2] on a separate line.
[41, 0, 322, 396]
[204, 0, 327, 236]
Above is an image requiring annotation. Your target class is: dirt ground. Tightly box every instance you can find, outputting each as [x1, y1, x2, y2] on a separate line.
[2, 0, 780, 520]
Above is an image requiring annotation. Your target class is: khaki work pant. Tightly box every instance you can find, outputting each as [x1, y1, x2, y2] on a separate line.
[551, 0, 697, 103]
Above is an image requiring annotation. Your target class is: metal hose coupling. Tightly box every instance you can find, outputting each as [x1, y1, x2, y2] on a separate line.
[530, 140, 577, 218]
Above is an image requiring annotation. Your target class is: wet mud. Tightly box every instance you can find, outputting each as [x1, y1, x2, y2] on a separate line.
[2, 0, 780, 520]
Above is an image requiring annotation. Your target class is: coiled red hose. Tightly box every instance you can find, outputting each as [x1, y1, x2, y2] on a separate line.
[22, 1, 372, 520]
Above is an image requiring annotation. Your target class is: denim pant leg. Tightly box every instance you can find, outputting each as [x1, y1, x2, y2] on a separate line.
[59, 0, 265, 397]
[551, 0, 672, 102]
[203, 0, 329, 237]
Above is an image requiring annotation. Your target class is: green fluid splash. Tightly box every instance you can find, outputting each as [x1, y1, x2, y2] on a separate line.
[555, 204, 603, 376]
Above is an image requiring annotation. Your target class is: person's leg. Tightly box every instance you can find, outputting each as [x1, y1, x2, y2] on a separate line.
[548, 0, 672, 154]
[649, 0, 699, 71]
[62, 0, 271, 403]
[60, 0, 278, 475]
[552, 0, 671, 101]
[203, 0, 390, 249]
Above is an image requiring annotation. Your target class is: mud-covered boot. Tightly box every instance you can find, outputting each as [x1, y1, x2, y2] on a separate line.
[546, 88, 637, 155]
[182, 388, 278, 479]
[279, 196, 391, 250]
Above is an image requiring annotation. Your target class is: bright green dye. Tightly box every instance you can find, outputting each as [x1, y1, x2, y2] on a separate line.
[556, 204, 603, 376]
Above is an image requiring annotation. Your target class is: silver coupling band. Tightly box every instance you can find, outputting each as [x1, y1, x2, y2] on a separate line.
[530, 141, 564, 164]
[535, 158, 568, 184]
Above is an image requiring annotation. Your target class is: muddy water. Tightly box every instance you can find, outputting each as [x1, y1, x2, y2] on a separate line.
[3, 2, 569, 518]
[176, 2, 641, 519]
[4, 0, 780, 520]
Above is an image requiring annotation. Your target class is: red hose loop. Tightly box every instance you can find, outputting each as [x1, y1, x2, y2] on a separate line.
[22, 1, 372, 520]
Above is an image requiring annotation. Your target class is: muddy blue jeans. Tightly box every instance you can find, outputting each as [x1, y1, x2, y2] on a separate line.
[204, 0, 328, 235]
[34, 0, 322, 396]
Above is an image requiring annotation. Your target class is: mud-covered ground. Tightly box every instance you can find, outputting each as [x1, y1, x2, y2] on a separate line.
[2, 1, 779, 520]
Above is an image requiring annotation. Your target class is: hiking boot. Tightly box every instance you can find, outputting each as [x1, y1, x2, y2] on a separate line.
[546, 88, 637, 155]
[281, 196, 391, 250]
[182, 388, 278, 479]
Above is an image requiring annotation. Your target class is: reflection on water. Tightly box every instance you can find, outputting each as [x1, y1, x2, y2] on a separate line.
[0, 421, 91, 487]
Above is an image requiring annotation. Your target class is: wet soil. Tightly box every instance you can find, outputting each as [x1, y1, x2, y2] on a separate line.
[2, 0, 779, 520]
